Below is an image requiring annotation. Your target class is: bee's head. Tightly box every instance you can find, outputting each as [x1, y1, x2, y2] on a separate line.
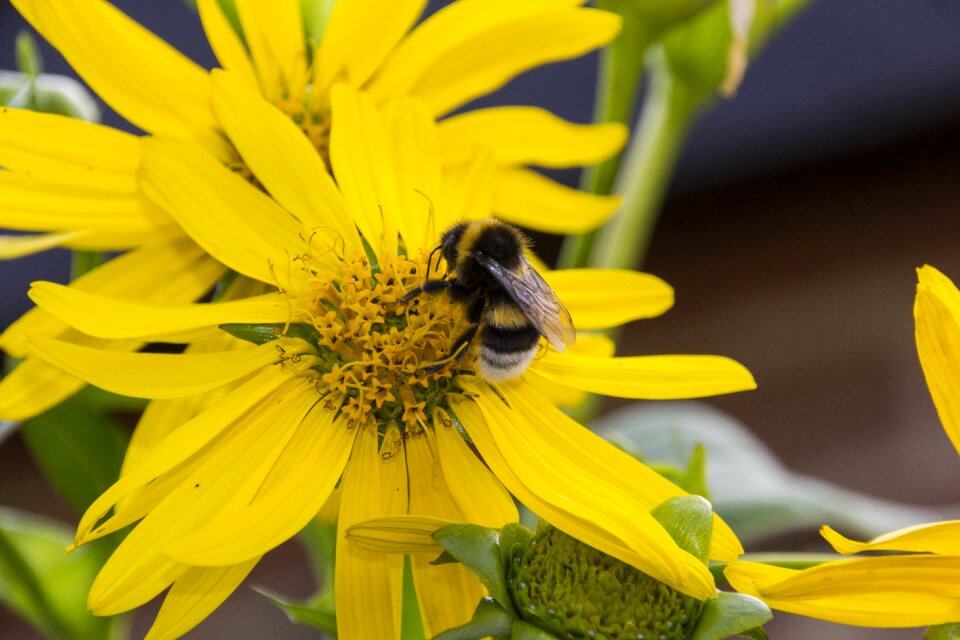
[438, 221, 469, 272]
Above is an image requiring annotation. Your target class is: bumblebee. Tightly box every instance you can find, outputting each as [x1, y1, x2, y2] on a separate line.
[402, 219, 576, 382]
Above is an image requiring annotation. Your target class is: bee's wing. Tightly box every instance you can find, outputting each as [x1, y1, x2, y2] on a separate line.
[474, 252, 576, 351]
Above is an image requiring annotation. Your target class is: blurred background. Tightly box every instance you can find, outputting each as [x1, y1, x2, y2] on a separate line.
[2, 0, 960, 637]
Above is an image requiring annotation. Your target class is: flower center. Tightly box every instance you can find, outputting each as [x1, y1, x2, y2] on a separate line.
[272, 250, 475, 432]
[274, 98, 332, 170]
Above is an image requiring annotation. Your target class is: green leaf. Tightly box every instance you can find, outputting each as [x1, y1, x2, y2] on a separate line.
[21, 398, 128, 518]
[651, 495, 713, 565]
[596, 402, 951, 545]
[256, 586, 337, 635]
[434, 524, 515, 617]
[738, 626, 769, 640]
[435, 598, 514, 640]
[302, 0, 336, 46]
[927, 623, 960, 640]
[682, 443, 711, 499]
[511, 620, 560, 640]
[689, 592, 772, 640]
[0, 508, 118, 640]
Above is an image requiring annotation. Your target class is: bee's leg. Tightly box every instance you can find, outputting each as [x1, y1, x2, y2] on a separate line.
[400, 278, 453, 303]
[418, 323, 479, 375]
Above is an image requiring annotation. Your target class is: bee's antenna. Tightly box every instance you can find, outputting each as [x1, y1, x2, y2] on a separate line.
[426, 243, 444, 277]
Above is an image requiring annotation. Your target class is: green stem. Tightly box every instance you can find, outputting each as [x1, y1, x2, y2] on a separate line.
[589, 50, 699, 272]
[557, 1, 651, 270]
[70, 251, 105, 281]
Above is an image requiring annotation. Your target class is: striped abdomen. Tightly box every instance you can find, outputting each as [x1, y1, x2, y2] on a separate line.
[476, 303, 540, 382]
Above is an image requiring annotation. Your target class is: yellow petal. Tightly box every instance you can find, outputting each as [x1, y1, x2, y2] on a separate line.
[234, 0, 306, 101]
[545, 269, 673, 330]
[29, 282, 289, 342]
[522, 334, 614, 407]
[1, 236, 222, 357]
[0, 232, 86, 259]
[369, 1, 610, 115]
[89, 384, 314, 615]
[144, 560, 260, 640]
[0, 107, 138, 191]
[382, 97, 443, 255]
[81, 372, 305, 545]
[329, 84, 397, 256]
[915, 265, 960, 455]
[209, 71, 358, 253]
[197, 0, 257, 87]
[313, 0, 426, 92]
[438, 149, 496, 231]
[406, 430, 484, 637]
[347, 515, 450, 554]
[439, 107, 627, 168]
[822, 521, 960, 556]
[27, 336, 304, 399]
[11, 0, 215, 137]
[726, 558, 960, 627]
[0, 355, 84, 421]
[530, 351, 756, 400]
[140, 136, 309, 287]
[433, 410, 518, 528]
[166, 408, 356, 566]
[494, 168, 620, 234]
[452, 380, 721, 600]
[336, 425, 405, 640]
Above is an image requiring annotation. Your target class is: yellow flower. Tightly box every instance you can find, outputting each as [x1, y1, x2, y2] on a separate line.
[25, 84, 754, 639]
[726, 264, 960, 628]
[0, 0, 627, 419]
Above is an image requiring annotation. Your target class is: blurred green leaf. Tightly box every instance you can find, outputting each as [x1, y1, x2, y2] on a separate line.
[596, 402, 951, 545]
[21, 397, 128, 517]
[0, 71, 101, 121]
[689, 592, 772, 640]
[302, 0, 336, 46]
[0, 508, 118, 640]
[256, 586, 337, 636]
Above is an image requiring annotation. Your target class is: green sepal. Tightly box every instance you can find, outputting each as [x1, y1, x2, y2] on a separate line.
[498, 523, 534, 572]
[511, 620, 560, 640]
[688, 592, 772, 640]
[429, 550, 459, 566]
[255, 586, 337, 635]
[0, 508, 121, 640]
[219, 322, 318, 347]
[651, 495, 713, 565]
[20, 397, 128, 518]
[738, 627, 769, 640]
[434, 524, 515, 617]
[15, 31, 43, 77]
[927, 623, 960, 640]
[435, 597, 515, 640]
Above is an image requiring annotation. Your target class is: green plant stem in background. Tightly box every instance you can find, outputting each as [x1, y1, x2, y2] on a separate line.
[70, 251, 105, 281]
[558, 1, 650, 271]
[589, 50, 699, 272]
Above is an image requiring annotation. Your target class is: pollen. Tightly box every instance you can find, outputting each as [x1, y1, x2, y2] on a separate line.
[278, 249, 474, 433]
